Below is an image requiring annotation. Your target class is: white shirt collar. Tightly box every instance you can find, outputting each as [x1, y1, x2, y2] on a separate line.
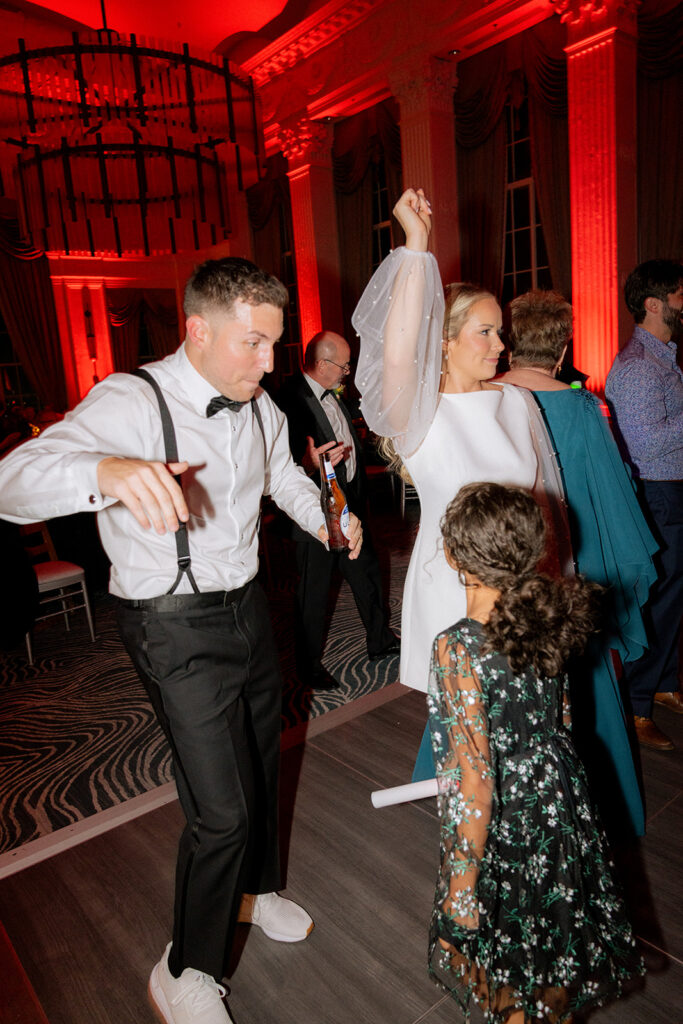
[304, 372, 333, 402]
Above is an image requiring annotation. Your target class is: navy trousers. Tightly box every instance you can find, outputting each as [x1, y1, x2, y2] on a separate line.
[625, 480, 683, 716]
[117, 581, 281, 980]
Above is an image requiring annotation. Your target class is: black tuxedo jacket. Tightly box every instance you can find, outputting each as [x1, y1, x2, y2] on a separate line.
[276, 374, 367, 541]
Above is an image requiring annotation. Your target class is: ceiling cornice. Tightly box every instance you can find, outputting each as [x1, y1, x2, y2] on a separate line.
[441, 0, 556, 58]
[242, 0, 380, 87]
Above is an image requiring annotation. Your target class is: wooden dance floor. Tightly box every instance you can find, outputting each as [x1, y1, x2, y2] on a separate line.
[0, 685, 681, 1024]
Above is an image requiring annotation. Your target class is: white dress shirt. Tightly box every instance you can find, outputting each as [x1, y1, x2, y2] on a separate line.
[304, 373, 356, 481]
[0, 344, 324, 598]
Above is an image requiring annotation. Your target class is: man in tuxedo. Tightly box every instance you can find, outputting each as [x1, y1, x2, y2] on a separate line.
[277, 330, 399, 689]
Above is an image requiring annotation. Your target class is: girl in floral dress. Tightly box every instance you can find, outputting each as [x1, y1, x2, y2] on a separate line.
[428, 482, 643, 1023]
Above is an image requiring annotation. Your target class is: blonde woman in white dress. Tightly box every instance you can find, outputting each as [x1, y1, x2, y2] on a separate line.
[352, 188, 568, 776]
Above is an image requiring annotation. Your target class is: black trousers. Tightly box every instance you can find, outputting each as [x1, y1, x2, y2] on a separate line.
[626, 480, 683, 716]
[116, 581, 281, 980]
[294, 528, 395, 676]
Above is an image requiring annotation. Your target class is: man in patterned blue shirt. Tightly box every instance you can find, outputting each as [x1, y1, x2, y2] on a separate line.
[606, 259, 683, 751]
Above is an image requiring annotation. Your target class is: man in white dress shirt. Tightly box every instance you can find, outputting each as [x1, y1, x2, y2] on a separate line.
[0, 258, 361, 1024]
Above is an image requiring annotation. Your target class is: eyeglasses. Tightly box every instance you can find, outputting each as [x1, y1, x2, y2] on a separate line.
[324, 358, 351, 373]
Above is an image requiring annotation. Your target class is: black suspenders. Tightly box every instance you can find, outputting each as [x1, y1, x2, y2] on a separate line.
[134, 369, 199, 595]
[133, 369, 267, 596]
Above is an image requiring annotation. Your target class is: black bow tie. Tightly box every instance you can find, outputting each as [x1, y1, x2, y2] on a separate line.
[321, 389, 336, 400]
[206, 395, 247, 417]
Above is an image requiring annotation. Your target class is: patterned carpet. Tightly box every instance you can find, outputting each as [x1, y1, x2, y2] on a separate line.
[0, 501, 415, 853]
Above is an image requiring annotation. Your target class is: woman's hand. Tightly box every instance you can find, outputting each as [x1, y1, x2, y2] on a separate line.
[393, 188, 432, 252]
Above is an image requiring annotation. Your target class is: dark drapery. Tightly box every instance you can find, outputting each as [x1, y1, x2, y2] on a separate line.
[106, 289, 179, 371]
[523, 18, 572, 301]
[0, 218, 67, 410]
[247, 153, 291, 281]
[247, 154, 300, 387]
[143, 292, 180, 359]
[455, 28, 571, 299]
[637, 1, 683, 262]
[333, 99, 402, 338]
[455, 44, 508, 293]
[107, 291, 143, 373]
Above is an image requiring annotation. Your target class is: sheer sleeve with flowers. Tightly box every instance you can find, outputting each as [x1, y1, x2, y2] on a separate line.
[352, 247, 445, 457]
[428, 630, 493, 937]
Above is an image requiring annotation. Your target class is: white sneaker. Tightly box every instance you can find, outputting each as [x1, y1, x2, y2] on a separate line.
[148, 944, 233, 1024]
[239, 891, 314, 942]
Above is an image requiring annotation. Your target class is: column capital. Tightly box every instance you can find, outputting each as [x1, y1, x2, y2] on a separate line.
[280, 118, 333, 171]
[552, 0, 639, 40]
[389, 57, 458, 118]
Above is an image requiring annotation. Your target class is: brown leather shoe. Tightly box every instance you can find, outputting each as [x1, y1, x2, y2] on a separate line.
[653, 690, 683, 714]
[633, 715, 674, 750]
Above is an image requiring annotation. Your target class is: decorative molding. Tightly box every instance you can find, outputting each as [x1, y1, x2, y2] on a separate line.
[550, 0, 639, 28]
[244, 0, 378, 88]
[279, 118, 333, 166]
[389, 58, 458, 117]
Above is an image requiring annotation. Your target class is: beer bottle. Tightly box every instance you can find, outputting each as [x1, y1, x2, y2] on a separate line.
[319, 453, 350, 551]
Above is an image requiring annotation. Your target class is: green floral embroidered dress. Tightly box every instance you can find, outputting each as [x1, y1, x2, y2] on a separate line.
[427, 619, 642, 1023]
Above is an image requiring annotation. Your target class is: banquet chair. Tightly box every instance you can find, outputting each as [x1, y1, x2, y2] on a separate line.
[397, 476, 419, 517]
[19, 522, 96, 665]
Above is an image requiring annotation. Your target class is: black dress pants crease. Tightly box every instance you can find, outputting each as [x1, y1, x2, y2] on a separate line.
[295, 528, 395, 676]
[116, 581, 281, 981]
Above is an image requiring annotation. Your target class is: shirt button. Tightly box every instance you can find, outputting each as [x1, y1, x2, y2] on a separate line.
[88, 494, 97, 505]
[234, 463, 238, 470]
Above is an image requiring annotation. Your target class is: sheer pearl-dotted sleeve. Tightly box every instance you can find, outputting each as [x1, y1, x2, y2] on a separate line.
[352, 247, 445, 456]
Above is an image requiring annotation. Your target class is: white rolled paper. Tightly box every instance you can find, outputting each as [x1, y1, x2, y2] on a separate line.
[371, 777, 439, 808]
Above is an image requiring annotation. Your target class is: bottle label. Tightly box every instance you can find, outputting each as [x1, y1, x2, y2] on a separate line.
[340, 504, 350, 538]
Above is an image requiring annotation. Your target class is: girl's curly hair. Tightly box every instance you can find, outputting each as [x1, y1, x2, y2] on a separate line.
[441, 482, 602, 677]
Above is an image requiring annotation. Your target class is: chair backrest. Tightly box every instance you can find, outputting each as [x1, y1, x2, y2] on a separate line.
[19, 522, 58, 564]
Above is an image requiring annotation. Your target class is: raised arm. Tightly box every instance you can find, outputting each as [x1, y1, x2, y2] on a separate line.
[428, 633, 493, 936]
[352, 188, 445, 456]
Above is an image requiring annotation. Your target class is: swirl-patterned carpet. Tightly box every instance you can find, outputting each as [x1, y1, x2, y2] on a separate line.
[0, 508, 414, 853]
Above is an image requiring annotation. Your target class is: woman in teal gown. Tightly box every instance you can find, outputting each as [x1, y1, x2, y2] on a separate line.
[501, 290, 658, 836]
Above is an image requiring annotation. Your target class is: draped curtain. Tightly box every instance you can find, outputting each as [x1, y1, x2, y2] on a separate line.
[454, 44, 508, 294]
[247, 153, 300, 387]
[247, 153, 291, 281]
[143, 292, 180, 358]
[523, 19, 571, 301]
[637, 1, 683, 262]
[107, 291, 143, 373]
[0, 218, 67, 410]
[333, 99, 402, 339]
[106, 289, 178, 372]
[455, 28, 571, 300]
